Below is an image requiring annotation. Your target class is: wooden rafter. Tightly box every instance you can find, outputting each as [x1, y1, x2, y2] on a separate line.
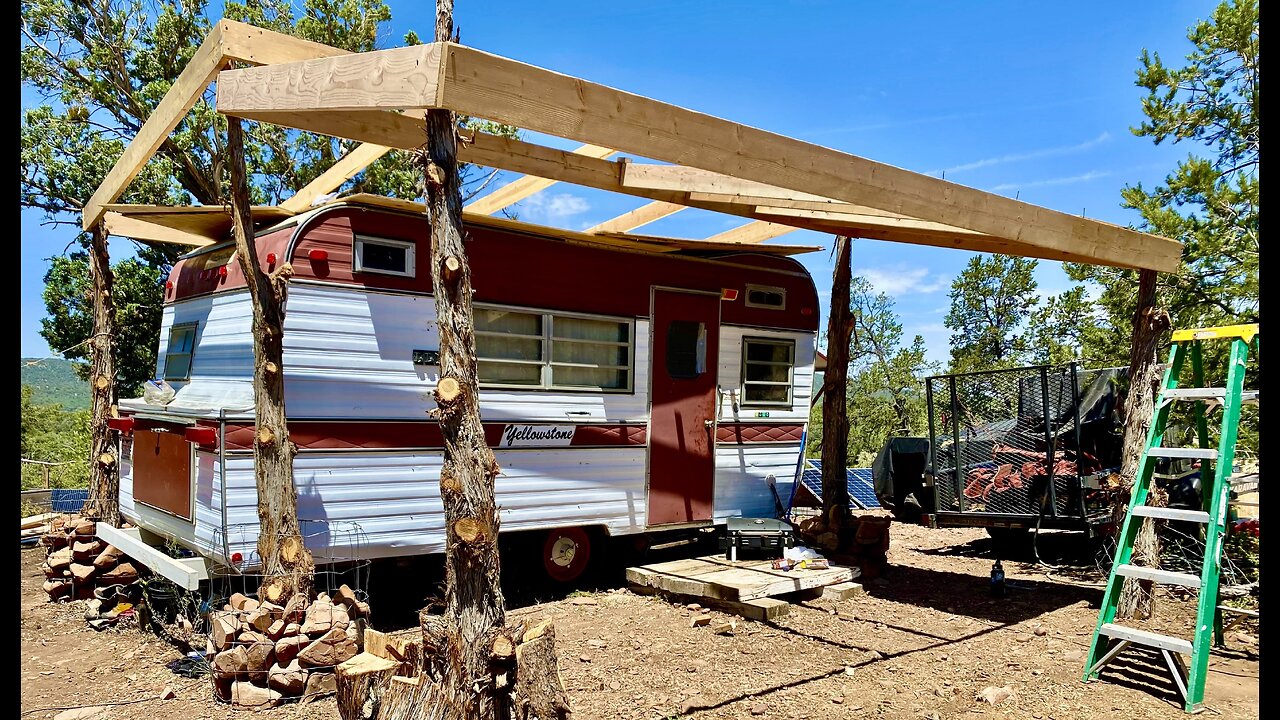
[464, 144, 614, 215]
[706, 222, 797, 244]
[102, 212, 214, 247]
[279, 142, 390, 214]
[585, 200, 685, 234]
[214, 41, 1181, 272]
[82, 20, 354, 230]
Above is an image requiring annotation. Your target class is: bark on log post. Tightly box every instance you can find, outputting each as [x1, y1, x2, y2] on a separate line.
[819, 236, 855, 527]
[226, 117, 314, 601]
[337, 653, 401, 720]
[1114, 269, 1171, 620]
[84, 222, 120, 527]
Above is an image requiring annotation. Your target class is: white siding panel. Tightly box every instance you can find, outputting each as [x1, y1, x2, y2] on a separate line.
[713, 443, 802, 521]
[156, 291, 256, 412]
[716, 326, 816, 423]
[281, 285, 651, 422]
[219, 447, 648, 561]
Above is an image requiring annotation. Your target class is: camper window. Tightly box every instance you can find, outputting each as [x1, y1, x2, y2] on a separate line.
[667, 321, 707, 379]
[475, 306, 634, 391]
[744, 284, 786, 310]
[354, 235, 415, 277]
[163, 323, 198, 381]
[741, 338, 794, 405]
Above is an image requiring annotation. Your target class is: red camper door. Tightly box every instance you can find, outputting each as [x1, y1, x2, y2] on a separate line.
[647, 288, 721, 526]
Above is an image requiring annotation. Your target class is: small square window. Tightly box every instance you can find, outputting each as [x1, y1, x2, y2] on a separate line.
[666, 321, 706, 379]
[354, 235, 415, 277]
[741, 337, 794, 406]
[164, 323, 198, 381]
[744, 284, 786, 310]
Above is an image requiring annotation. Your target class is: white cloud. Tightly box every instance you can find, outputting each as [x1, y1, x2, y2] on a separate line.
[989, 170, 1111, 193]
[520, 192, 590, 221]
[857, 266, 947, 297]
[926, 132, 1110, 177]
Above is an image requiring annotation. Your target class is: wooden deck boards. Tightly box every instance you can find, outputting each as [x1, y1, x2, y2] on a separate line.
[626, 555, 854, 602]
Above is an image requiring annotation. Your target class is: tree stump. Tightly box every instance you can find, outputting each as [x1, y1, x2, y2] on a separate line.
[337, 652, 400, 720]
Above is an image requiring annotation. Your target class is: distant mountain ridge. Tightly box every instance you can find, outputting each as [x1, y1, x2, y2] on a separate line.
[21, 357, 90, 411]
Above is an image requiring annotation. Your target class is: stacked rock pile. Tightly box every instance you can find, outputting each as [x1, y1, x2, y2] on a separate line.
[39, 515, 147, 606]
[207, 584, 371, 708]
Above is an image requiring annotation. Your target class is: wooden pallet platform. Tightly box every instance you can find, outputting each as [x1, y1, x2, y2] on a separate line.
[625, 555, 854, 602]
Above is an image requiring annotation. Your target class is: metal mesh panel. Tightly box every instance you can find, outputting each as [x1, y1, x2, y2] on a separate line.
[927, 364, 1122, 520]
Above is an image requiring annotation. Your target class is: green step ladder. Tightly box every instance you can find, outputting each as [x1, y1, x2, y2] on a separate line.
[1082, 323, 1259, 713]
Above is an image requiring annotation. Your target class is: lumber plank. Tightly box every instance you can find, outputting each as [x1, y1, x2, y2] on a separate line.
[586, 200, 686, 234]
[464, 143, 615, 215]
[706, 221, 797, 244]
[279, 143, 391, 214]
[103, 212, 219, 247]
[81, 21, 229, 230]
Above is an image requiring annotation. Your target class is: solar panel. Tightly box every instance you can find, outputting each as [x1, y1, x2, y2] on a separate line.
[797, 467, 881, 509]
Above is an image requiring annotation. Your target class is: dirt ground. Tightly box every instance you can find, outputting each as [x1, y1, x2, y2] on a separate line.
[20, 523, 1258, 719]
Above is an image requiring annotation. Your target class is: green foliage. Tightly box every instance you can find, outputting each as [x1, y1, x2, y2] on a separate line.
[1051, 0, 1257, 449]
[943, 255, 1040, 373]
[22, 0, 516, 396]
[20, 357, 90, 411]
[21, 385, 91, 490]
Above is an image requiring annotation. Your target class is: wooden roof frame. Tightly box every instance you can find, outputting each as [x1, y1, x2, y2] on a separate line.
[81, 20, 1182, 273]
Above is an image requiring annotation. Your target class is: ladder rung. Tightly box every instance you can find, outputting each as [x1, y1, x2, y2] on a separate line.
[1147, 447, 1219, 460]
[1116, 564, 1201, 588]
[1100, 623, 1194, 655]
[1131, 506, 1210, 523]
[1161, 388, 1227, 401]
[1242, 390, 1259, 404]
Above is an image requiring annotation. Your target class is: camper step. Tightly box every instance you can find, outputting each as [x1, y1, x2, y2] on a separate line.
[1145, 447, 1219, 461]
[94, 524, 208, 591]
[1099, 623, 1194, 655]
[1115, 563, 1201, 589]
[1130, 506, 1211, 524]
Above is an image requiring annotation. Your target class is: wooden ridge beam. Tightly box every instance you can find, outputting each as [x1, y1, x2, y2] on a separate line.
[585, 200, 686, 234]
[82, 19, 356, 230]
[464, 143, 615, 215]
[706, 221, 796, 244]
[215, 42, 1181, 271]
[279, 142, 391, 214]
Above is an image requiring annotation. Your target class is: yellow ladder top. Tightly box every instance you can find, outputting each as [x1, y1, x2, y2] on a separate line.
[1170, 323, 1259, 344]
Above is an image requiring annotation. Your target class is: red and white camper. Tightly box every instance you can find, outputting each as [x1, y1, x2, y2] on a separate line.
[110, 196, 819, 586]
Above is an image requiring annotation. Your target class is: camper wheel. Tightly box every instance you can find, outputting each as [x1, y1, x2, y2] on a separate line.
[542, 527, 592, 583]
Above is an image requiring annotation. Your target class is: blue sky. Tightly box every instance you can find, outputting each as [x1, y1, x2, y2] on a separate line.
[21, 0, 1215, 365]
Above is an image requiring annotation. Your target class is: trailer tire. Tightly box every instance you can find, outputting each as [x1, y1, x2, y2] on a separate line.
[542, 527, 592, 584]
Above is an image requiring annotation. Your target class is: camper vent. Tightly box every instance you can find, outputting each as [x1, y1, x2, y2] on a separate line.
[744, 284, 786, 310]
[354, 235, 415, 277]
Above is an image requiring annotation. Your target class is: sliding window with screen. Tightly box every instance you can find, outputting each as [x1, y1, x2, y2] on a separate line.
[741, 337, 795, 406]
[475, 305, 634, 392]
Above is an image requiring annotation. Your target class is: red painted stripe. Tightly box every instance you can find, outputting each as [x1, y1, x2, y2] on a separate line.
[716, 423, 805, 444]
[221, 421, 649, 452]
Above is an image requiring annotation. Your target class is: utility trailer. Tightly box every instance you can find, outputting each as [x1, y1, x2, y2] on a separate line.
[106, 197, 819, 588]
[873, 364, 1126, 538]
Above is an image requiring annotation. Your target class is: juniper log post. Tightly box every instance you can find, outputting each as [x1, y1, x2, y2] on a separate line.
[1115, 268, 1171, 619]
[368, 3, 569, 719]
[226, 117, 315, 602]
[819, 236, 855, 526]
[84, 223, 120, 526]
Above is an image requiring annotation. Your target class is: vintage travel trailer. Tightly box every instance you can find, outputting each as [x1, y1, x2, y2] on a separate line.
[108, 196, 819, 586]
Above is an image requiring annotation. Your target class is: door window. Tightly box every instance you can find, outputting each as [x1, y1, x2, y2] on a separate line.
[666, 321, 707, 379]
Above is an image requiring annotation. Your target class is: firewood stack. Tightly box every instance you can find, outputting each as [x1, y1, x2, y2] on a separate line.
[39, 514, 147, 604]
[207, 584, 371, 708]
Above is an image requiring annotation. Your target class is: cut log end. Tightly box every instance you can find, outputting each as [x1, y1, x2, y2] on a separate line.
[442, 255, 462, 281]
[280, 535, 304, 564]
[454, 517, 483, 544]
[98, 453, 116, 467]
[94, 376, 109, 390]
[257, 427, 275, 446]
[491, 634, 515, 660]
[264, 361, 279, 375]
[435, 377, 461, 403]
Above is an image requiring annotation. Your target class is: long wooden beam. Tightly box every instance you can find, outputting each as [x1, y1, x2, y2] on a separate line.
[279, 142, 390, 214]
[215, 43, 1181, 272]
[706, 222, 797, 244]
[464, 143, 614, 215]
[102, 212, 219, 247]
[585, 200, 685, 234]
[82, 19, 356, 230]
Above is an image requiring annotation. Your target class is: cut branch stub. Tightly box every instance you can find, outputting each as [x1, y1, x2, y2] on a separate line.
[491, 633, 515, 661]
[280, 535, 304, 565]
[257, 427, 276, 446]
[435, 377, 461, 404]
[453, 517, 483, 544]
[95, 376, 110, 390]
[441, 255, 462, 283]
[98, 453, 116, 467]
[425, 161, 446, 187]
[264, 361, 279, 376]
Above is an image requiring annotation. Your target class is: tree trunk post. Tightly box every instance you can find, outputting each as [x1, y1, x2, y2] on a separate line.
[820, 236, 855, 526]
[84, 222, 120, 526]
[226, 117, 314, 602]
[1114, 269, 1171, 619]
